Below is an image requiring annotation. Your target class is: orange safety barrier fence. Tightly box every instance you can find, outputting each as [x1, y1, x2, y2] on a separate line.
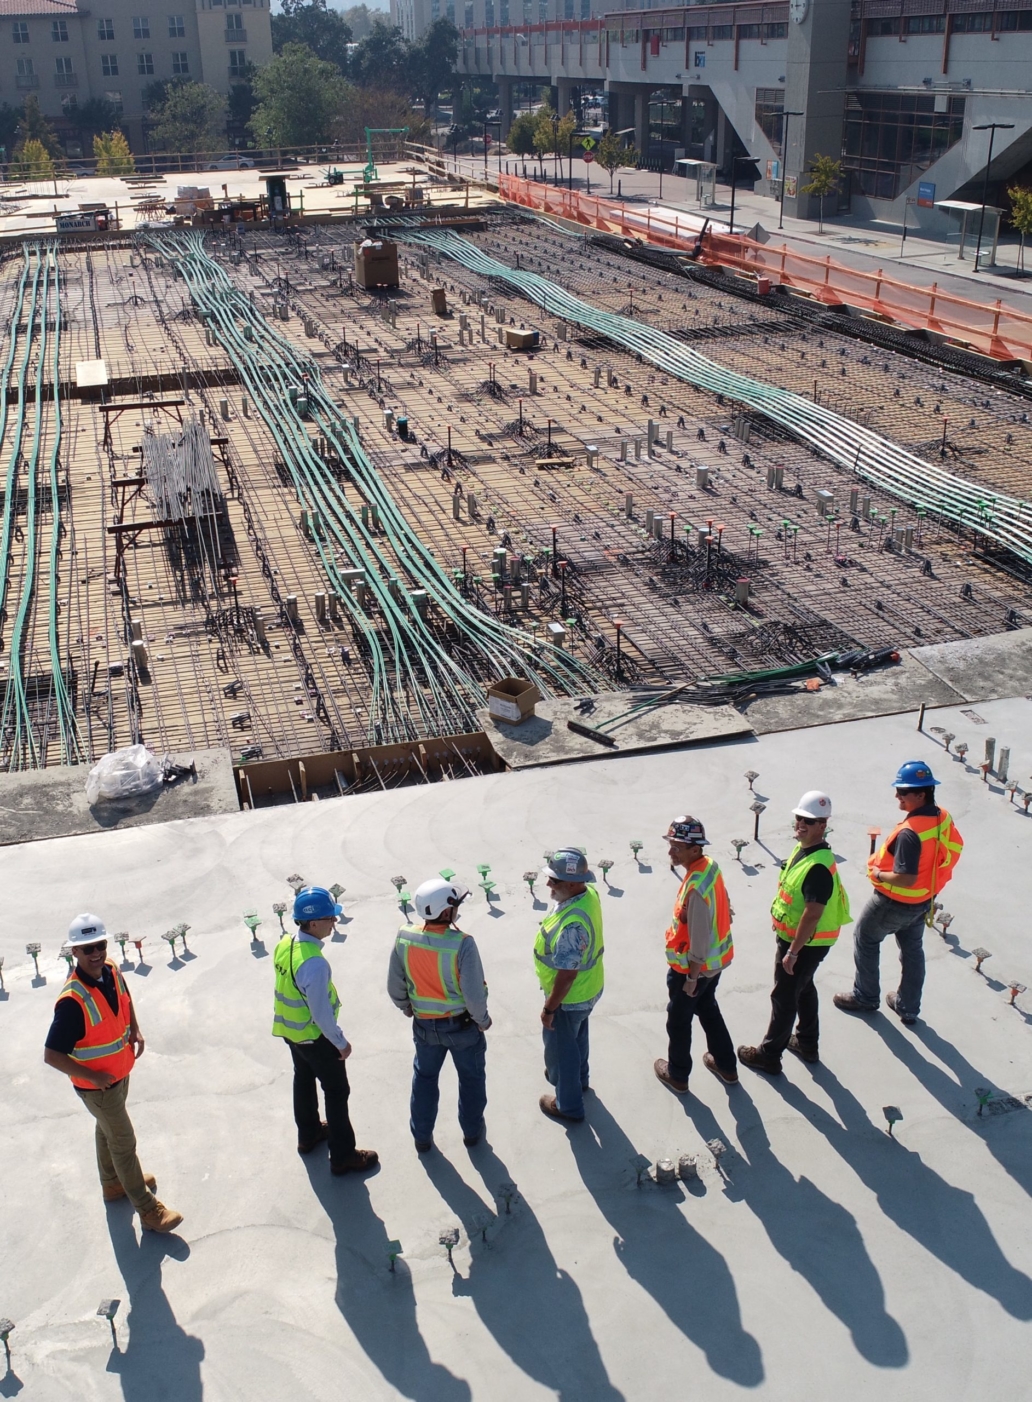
[497, 173, 1032, 365]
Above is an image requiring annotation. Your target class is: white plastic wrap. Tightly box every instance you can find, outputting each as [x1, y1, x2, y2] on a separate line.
[85, 745, 163, 805]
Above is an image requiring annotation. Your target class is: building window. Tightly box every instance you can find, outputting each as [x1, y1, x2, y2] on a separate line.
[55, 55, 73, 74]
[904, 14, 945, 34]
[688, 24, 706, 39]
[13, 21, 29, 43]
[52, 19, 69, 41]
[61, 93, 77, 112]
[842, 91, 965, 200]
[865, 18, 900, 36]
[101, 53, 119, 74]
[999, 10, 1032, 29]
[106, 89, 123, 114]
[465, 2, 474, 24]
[138, 51, 154, 73]
[171, 50, 188, 73]
[755, 87, 784, 153]
[711, 24, 732, 39]
[133, 16, 150, 38]
[229, 47, 247, 72]
[98, 18, 115, 40]
[168, 14, 185, 36]
[226, 11, 243, 28]
[952, 12, 993, 30]
[16, 57, 34, 75]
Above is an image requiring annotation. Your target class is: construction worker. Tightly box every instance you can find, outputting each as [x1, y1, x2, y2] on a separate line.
[739, 791, 851, 1074]
[43, 914, 183, 1233]
[535, 848, 604, 1123]
[388, 877, 491, 1153]
[835, 761, 963, 1025]
[653, 816, 738, 1094]
[272, 886, 378, 1175]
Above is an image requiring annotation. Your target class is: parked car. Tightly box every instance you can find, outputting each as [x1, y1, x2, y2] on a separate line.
[211, 156, 255, 170]
[66, 163, 97, 178]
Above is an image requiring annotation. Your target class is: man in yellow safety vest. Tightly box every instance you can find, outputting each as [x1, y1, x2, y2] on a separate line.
[835, 760, 963, 1025]
[535, 847, 604, 1124]
[739, 790, 850, 1074]
[654, 816, 738, 1094]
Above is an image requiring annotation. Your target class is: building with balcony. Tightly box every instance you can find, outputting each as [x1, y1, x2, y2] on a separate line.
[0, 0, 273, 156]
[457, 0, 1032, 227]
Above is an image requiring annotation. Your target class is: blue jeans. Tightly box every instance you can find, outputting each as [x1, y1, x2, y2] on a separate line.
[410, 1017, 487, 1144]
[851, 892, 931, 1018]
[543, 1006, 592, 1120]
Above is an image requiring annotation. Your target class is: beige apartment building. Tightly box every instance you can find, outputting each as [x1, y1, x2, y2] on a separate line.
[0, 0, 272, 155]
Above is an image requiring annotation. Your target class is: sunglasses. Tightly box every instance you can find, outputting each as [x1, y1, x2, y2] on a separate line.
[77, 940, 108, 955]
[794, 815, 821, 826]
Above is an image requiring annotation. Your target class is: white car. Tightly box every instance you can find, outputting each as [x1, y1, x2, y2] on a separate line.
[212, 156, 255, 170]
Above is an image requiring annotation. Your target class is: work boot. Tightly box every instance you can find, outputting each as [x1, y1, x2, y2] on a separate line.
[298, 1122, 328, 1154]
[786, 1036, 819, 1064]
[414, 1139, 434, 1153]
[653, 1058, 690, 1094]
[330, 1149, 379, 1175]
[103, 1174, 156, 1203]
[703, 1053, 739, 1085]
[886, 992, 917, 1026]
[140, 1201, 184, 1233]
[539, 1094, 583, 1123]
[833, 993, 877, 1015]
[737, 1045, 782, 1076]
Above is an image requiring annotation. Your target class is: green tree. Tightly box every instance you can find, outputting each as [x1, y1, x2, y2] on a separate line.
[1008, 184, 1032, 271]
[596, 127, 636, 193]
[250, 43, 347, 147]
[532, 102, 556, 175]
[347, 18, 408, 89]
[71, 97, 119, 145]
[271, 0, 352, 72]
[800, 152, 841, 234]
[506, 108, 537, 157]
[334, 84, 428, 146]
[11, 137, 55, 180]
[228, 62, 258, 144]
[341, 4, 376, 40]
[94, 130, 136, 175]
[0, 103, 21, 167]
[18, 96, 61, 159]
[149, 81, 227, 153]
[407, 19, 459, 116]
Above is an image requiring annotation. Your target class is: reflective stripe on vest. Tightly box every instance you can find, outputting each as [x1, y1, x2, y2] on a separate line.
[770, 845, 851, 946]
[665, 857, 734, 975]
[395, 923, 467, 1017]
[271, 935, 340, 1042]
[60, 961, 135, 1089]
[534, 885, 605, 1004]
[869, 809, 963, 904]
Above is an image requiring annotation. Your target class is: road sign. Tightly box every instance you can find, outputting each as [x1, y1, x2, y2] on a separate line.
[583, 152, 594, 164]
[581, 136, 596, 150]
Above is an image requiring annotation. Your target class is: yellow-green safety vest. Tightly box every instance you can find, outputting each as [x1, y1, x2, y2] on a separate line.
[771, 846, 851, 946]
[534, 886, 604, 1004]
[395, 923, 467, 1018]
[271, 935, 340, 1042]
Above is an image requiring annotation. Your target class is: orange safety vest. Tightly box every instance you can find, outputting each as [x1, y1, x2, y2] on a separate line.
[58, 960, 136, 1090]
[395, 923, 468, 1018]
[869, 808, 963, 905]
[665, 857, 733, 976]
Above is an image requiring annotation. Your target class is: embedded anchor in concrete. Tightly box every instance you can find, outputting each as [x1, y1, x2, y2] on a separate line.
[439, 1227, 461, 1268]
[273, 903, 288, 933]
[243, 910, 262, 941]
[750, 802, 766, 840]
[654, 1159, 677, 1186]
[1007, 982, 1026, 1006]
[25, 944, 41, 979]
[96, 1299, 120, 1344]
[732, 840, 748, 863]
[386, 1241, 403, 1273]
[678, 1154, 699, 1182]
[883, 1107, 903, 1138]
[972, 947, 992, 973]
[630, 1154, 652, 1188]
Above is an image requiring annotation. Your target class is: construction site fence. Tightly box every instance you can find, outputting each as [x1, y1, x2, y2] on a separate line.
[496, 173, 1032, 366]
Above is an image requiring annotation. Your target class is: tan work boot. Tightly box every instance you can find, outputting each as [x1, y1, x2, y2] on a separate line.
[140, 1200, 184, 1233]
[103, 1174, 156, 1203]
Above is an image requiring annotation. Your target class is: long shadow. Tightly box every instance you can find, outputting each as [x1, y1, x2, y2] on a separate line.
[104, 1209, 203, 1402]
[304, 1161, 471, 1402]
[682, 1089, 908, 1367]
[770, 1067, 1032, 1320]
[877, 1017, 1032, 1200]
[422, 1145, 624, 1402]
[566, 1096, 764, 1387]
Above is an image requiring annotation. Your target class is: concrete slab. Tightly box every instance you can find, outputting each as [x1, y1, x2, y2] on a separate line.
[3, 697, 1032, 1400]
[746, 653, 964, 734]
[0, 748, 239, 845]
[477, 690, 752, 768]
[909, 627, 1032, 704]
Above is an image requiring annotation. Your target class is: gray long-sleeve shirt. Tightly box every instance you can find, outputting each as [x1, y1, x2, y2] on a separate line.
[293, 932, 350, 1052]
[388, 927, 491, 1028]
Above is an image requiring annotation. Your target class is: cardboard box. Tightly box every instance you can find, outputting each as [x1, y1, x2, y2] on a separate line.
[354, 239, 399, 289]
[505, 328, 539, 350]
[487, 676, 541, 725]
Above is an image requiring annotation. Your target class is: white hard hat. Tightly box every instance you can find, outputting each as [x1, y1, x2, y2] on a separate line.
[792, 791, 832, 821]
[67, 913, 108, 946]
[414, 877, 469, 922]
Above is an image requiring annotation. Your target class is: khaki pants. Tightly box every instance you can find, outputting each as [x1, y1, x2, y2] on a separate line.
[75, 1075, 157, 1214]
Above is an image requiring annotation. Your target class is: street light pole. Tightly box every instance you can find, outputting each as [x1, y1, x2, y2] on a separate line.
[778, 109, 804, 231]
[972, 120, 1014, 272]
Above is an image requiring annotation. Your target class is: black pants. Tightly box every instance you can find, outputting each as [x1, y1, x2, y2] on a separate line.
[289, 1035, 356, 1163]
[666, 969, 736, 1084]
[759, 937, 830, 1062]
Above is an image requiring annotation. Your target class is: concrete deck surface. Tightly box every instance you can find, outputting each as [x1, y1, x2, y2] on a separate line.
[3, 695, 1031, 1400]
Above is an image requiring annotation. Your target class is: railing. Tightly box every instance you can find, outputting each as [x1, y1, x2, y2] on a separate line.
[53, 73, 78, 87]
[15, 74, 39, 88]
[496, 172, 1032, 362]
[225, 27, 246, 39]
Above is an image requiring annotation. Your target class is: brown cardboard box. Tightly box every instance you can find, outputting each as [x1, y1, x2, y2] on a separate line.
[504, 327, 538, 350]
[486, 676, 541, 726]
[354, 239, 399, 289]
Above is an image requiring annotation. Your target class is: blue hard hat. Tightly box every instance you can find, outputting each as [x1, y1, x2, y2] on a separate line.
[293, 886, 342, 922]
[893, 761, 940, 789]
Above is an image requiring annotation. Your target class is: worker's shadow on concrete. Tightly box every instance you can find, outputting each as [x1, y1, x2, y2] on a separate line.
[879, 1018, 1032, 1199]
[772, 1067, 1032, 1320]
[569, 1096, 764, 1387]
[421, 1144, 625, 1401]
[685, 1088, 909, 1368]
[103, 1210, 202, 1402]
[305, 1164, 472, 1402]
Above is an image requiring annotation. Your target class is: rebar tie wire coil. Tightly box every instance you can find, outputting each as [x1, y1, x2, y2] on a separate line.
[144, 232, 604, 744]
[402, 229, 1032, 572]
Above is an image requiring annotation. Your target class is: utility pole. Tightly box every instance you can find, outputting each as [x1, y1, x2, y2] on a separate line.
[972, 121, 1013, 272]
[778, 110, 804, 231]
